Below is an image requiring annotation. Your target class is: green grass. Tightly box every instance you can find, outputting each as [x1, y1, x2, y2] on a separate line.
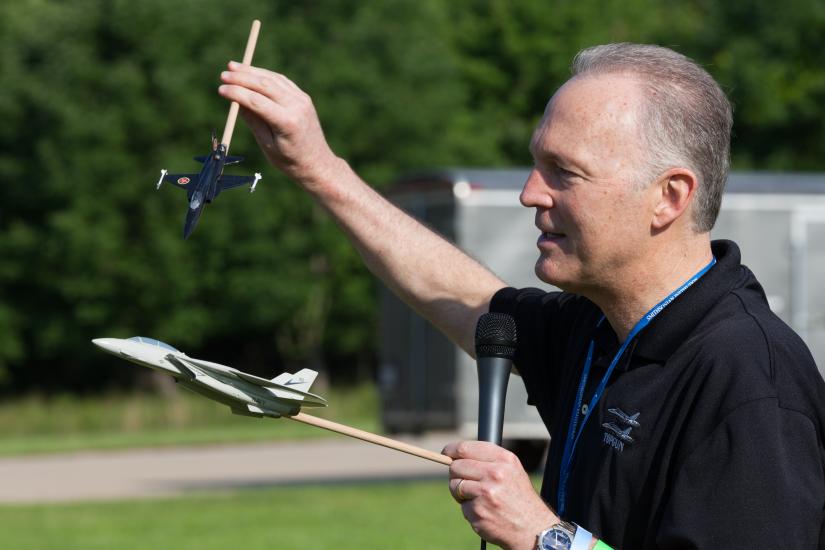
[0, 480, 479, 550]
[0, 384, 380, 456]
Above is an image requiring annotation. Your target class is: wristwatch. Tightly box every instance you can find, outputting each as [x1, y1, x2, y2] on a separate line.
[537, 520, 577, 550]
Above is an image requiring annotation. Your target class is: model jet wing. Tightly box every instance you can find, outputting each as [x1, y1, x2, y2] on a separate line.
[179, 356, 327, 406]
[234, 369, 327, 406]
[163, 354, 195, 378]
[161, 172, 200, 190]
[219, 174, 261, 192]
[175, 355, 238, 379]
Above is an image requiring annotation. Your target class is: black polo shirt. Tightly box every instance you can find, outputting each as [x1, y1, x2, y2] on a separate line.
[490, 240, 825, 549]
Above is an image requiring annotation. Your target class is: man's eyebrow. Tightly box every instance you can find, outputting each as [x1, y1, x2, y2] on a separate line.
[530, 144, 593, 177]
[529, 144, 566, 165]
[528, 138, 556, 160]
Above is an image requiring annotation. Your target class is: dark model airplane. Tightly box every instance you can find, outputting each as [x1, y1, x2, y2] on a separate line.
[156, 19, 262, 239]
[156, 132, 261, 239]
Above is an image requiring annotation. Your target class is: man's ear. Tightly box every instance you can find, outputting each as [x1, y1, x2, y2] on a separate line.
[651, 168, 697, 230]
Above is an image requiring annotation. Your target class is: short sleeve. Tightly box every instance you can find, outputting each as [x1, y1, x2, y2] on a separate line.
[490, 287, 599, 415]
[657, 399, 825, 548]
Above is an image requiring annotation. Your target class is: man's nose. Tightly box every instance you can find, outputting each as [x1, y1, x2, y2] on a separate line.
[520, 169, 553, 209]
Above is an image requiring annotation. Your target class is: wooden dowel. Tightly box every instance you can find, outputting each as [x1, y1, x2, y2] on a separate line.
[287, 412, 453, 466]
[221, 19, 261, 152]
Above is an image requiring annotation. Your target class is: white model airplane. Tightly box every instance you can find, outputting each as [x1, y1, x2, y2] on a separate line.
[92, 336, 326, 417]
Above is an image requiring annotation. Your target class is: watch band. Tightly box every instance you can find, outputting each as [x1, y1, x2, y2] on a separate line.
[570, 524, 592, 550]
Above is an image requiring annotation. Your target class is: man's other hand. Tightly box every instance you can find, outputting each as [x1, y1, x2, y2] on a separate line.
[443, 440, 558, 550]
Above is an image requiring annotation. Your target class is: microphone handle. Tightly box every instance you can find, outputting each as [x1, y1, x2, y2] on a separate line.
[476, 356, 511, 446]
[477, 356, 511, 550]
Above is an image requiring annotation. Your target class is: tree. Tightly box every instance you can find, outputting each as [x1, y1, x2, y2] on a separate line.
[1, 0, 823, 393]
[0, 0, 490, 391]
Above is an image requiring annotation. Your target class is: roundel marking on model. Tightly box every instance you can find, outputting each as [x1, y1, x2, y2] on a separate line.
[178, 177, 191, 185]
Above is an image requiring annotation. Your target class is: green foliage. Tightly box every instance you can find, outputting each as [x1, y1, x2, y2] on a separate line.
[1, 0, 823, 391]
[660, 0, 825, 169]
[0, 481, 476, 549]
[0, 0, 483, 390]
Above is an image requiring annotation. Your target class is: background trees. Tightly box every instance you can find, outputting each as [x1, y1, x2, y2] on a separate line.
[1, 0, 823, 393]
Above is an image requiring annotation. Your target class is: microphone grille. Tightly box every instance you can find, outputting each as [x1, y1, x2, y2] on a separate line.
[474, 312, 517, 359]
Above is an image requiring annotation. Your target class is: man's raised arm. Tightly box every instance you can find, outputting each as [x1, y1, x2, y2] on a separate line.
[218, 62, 506, 355]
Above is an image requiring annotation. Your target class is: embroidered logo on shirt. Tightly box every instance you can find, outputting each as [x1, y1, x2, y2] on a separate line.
[601, 408, 641, 452]
[607, 408, 640, 427]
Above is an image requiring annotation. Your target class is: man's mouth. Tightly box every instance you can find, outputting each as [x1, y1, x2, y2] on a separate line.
[537, 230, 567, 250]
[540, 231, 565, 240]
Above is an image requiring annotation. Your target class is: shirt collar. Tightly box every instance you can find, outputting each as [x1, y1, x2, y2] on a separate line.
[630, 240, 748, 362]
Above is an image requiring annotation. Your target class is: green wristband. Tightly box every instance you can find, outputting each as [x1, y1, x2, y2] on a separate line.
[594, 541, 614, 550]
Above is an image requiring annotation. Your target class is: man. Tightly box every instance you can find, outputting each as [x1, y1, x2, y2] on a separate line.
[219, 43, 825, 548]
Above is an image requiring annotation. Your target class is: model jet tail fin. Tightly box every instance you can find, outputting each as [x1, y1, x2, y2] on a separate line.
[271, 368, 318, 393]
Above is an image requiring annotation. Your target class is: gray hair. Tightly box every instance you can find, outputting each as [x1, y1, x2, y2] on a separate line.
[571, 43, 732, 232]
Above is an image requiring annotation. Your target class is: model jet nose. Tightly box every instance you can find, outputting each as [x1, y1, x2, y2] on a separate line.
[92, 338, 121, 354]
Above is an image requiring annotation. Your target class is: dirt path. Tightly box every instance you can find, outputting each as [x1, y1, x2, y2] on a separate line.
[0, 433, 456, 504]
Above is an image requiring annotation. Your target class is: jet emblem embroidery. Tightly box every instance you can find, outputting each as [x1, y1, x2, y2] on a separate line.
[177, 177, 190, 185]
[601, 408, 640, 452]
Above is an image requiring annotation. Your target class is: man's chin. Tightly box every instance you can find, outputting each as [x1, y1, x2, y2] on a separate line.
[534, 261, 572, 290]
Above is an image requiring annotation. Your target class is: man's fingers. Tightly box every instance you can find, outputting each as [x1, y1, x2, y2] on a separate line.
[227, 61, 302, 90]
[442, 440, 517, 463]
[218, 84, 289, 125]
[220, 72, 291, 106]
[450, 477, 481, 503]
[222, 63, 303, 102]
[227, 60, 291, 81]
[448, 456, 492, 483]
[238, 108, 280, 151]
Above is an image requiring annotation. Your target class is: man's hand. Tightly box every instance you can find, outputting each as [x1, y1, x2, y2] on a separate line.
[443, 440, 558, 550]
[218, 61, 343, 191]
[218, 61, 505, 358]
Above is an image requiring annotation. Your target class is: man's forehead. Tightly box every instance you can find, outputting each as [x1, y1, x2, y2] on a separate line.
[531, 74, 642, 148]
[531, 74, 646, 173]
[552, 74, 642, 125]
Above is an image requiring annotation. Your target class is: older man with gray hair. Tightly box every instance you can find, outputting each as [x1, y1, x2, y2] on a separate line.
[219, 42, 825, 549]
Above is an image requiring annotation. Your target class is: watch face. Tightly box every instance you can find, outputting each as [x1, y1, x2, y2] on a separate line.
[539, 527, 573, 550]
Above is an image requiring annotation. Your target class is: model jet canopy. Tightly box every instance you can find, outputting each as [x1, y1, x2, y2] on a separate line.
[126, 336, 180, 352]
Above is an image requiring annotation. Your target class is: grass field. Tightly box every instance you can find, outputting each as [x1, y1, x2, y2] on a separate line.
[0, 386, 486, 548]
[0, 384, 380, 455]
[0, 480, 479, 549]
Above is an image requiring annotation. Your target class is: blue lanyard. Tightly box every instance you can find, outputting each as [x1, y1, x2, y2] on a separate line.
[556, 257, 716, 515]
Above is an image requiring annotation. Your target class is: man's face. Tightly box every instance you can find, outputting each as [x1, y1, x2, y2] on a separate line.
[521, 74, 657, 294]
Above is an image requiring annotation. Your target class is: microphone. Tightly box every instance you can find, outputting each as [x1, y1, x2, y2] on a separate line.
[475, 312, 517, 447]
[475, 312, 517, 549]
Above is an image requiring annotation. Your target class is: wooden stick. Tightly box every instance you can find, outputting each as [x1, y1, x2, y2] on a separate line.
[287, 412, 453, 466]
[221, 19, 262, 152]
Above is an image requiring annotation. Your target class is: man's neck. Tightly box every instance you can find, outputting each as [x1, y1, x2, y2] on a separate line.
[593, 236, 713, 342]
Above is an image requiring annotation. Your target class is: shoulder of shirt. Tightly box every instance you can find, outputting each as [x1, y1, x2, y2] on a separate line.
[492, 286, 597, 314]
[684, 285, 824, 423]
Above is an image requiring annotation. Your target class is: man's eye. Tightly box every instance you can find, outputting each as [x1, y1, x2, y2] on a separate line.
[556, 166, 577, 179]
